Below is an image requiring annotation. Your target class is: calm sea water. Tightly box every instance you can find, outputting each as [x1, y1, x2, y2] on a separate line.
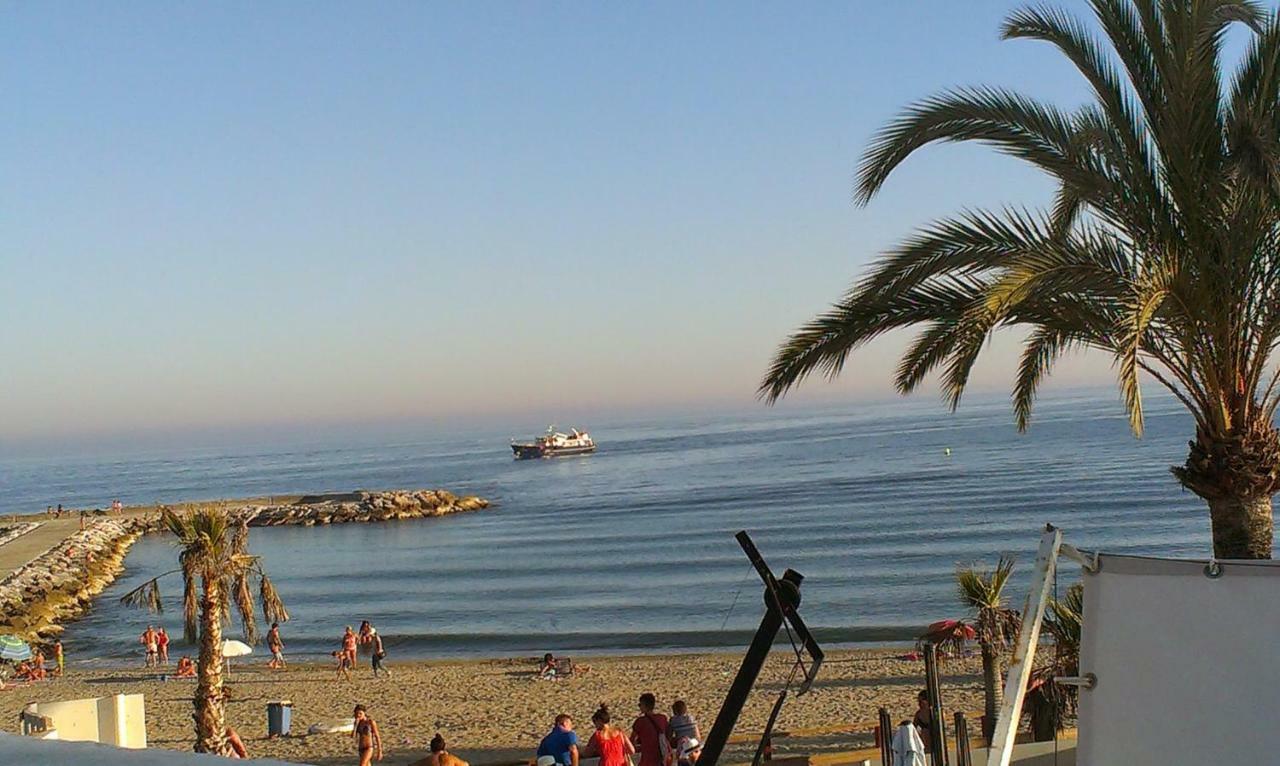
[2, 391, 1212, 664]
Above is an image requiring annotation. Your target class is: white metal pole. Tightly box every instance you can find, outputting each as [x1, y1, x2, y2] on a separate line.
[987, 524, 1062, 766]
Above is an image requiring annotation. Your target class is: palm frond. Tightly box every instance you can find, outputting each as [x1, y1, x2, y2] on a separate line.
[259, 574, 290, 625]
[120, 577, 165, 614]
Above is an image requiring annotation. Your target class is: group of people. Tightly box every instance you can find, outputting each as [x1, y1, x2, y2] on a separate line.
[138, 625, 171, 667]
[333, 621, 390, 680]
[536, 693, 702, 766]
[6, 641, 61, 687]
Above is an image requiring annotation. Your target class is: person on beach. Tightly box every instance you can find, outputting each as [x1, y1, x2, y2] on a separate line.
[267, 622, 285, 669]
[631, 693, 670, 766]
[584, 704, 635, 766]
[359, 620, 374, 646]
[352, 705, 383, 765]
[538, 653, 559, 680]
[176, 656, 196, 678]
[53, 640, 63, 678]
[537, 714, 579, 766]
[226, 725, 248, 759]
[157, 628, 170, 664]
[343, 626, 359, 668]
[140, 626, 158, 667]
[333, 650, 352, 681]
[912, 690, 933, 751]
[410, 733, 470, 766]
[370, 628, 390, 678]
[668, 700, 701, 765]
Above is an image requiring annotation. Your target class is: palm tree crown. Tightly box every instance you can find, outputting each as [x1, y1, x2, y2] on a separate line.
[761, 0, 1280, 558]
[122, 505, 288, 754]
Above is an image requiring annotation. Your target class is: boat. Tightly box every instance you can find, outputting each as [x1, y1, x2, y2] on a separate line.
[511, 426, 596, 459]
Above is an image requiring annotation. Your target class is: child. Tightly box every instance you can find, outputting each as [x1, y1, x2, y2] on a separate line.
[333, 650, 352, 681]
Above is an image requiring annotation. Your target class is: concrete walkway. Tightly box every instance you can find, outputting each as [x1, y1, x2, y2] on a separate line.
[0, 517, 84, 580]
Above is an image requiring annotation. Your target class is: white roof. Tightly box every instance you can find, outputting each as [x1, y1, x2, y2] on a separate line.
[0, 733, 310, 765]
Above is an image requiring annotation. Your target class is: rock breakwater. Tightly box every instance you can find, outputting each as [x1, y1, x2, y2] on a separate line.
[0, 519, 145, 644]
[233, 489, 489, 526]
[0, 489, 489, 646]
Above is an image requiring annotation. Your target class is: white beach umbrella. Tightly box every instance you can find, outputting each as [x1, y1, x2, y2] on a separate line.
[221, 639, 253, 676]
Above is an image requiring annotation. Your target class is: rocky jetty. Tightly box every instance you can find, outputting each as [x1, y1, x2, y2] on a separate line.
[0, 519, 146, 644]
[232, 489, 489, 526]
[0, 489, 489, 646]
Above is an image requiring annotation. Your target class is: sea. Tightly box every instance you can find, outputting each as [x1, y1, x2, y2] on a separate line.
[1, 390, 1212, 664]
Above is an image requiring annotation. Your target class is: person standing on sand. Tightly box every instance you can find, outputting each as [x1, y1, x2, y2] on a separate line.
[912, 690, 933, 752]
[140, 626, 158, 667]
[353, 704, 382, 765]
[343, 625, 359, 668]
[267, 622, 285, 669]
[53, 640, 63, 678]
[157, 628, 170, 664]
[370, 628, 390, 679]
[584, 704, 634, 766]
[537, 714, 579, 766]
[333, 650, 352, 681]
[631, 693, 669, 766]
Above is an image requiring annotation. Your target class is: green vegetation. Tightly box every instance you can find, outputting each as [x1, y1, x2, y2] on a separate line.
[121, 506, 288, 755]
[761, 0, 1280, 559]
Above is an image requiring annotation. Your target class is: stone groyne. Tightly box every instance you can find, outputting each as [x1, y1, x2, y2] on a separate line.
[0, 489, 489, 645]
[232, 489, 489, 526]
[0, 518, 146, 644]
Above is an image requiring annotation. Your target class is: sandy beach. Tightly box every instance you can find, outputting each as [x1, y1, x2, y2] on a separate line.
[4, 649, 983, 765]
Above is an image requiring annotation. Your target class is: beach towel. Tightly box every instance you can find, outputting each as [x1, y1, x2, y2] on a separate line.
[890, 722, 926, 766]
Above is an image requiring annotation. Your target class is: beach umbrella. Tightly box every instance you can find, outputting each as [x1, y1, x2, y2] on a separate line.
[221, 639, 252, 676]
[0, 635, 31, 662]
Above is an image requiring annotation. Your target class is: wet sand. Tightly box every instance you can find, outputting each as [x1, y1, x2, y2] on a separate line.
[3, 649, 983, 765]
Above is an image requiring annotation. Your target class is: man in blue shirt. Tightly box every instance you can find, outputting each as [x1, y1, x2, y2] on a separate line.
[537, 714, 579, 766]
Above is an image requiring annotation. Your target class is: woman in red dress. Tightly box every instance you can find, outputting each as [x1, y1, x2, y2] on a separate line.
[584, 704, 635, 766]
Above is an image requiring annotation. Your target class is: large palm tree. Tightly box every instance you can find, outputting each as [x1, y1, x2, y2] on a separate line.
[957, 557, 1021, 744]
[122, 506, 289, 754]
[760, 0, 1280, 559]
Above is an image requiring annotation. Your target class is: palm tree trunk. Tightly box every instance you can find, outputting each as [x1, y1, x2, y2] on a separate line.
[1207, 495, 1273, 559]
[980, 643, 1002, 745]
[1172, 419, 1280, 559]
[193, 575, 228, 755]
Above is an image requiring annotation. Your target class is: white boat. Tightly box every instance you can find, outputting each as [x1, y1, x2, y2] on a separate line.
[511, 426, 596, 459]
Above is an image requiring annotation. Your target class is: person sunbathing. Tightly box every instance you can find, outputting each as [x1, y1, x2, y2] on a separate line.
[538, 653, 559, 680]
[175, 656, 197, 678]
[14, 662, 43, 682]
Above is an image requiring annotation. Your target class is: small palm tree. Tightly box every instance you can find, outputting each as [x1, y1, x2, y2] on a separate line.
[760, 0, 1280, 559]
[1029, 582, 1084, 736]
[121, 506, 289, 754]
[955, 556, 1021, 744]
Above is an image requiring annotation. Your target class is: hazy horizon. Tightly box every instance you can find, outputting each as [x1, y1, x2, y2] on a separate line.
[4, 1, 1159, 444]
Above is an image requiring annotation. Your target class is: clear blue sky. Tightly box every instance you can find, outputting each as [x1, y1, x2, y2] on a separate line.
[3, 1, 1130, 442]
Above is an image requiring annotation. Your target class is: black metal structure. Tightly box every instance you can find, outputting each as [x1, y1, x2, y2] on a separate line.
[698, 531, 824, 766]
[923, 642, 949, 766]
[877, 707, 893, 766]
[954, 712, 972, 766]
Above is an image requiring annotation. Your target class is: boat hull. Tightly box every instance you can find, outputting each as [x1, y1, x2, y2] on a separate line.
[511, 444, 597, 459]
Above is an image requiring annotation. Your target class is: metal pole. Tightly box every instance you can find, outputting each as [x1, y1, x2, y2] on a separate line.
[954, 712, 970, 766]
[878, 707, 893, 766]
[923, 643, 948, 766]
[987, 525, 1062, 766]
[699, 569, 802, 766]
[751, 689, 788, 766]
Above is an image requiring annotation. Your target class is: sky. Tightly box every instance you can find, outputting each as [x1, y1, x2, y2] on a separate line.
[2, 1, 1147, 443]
